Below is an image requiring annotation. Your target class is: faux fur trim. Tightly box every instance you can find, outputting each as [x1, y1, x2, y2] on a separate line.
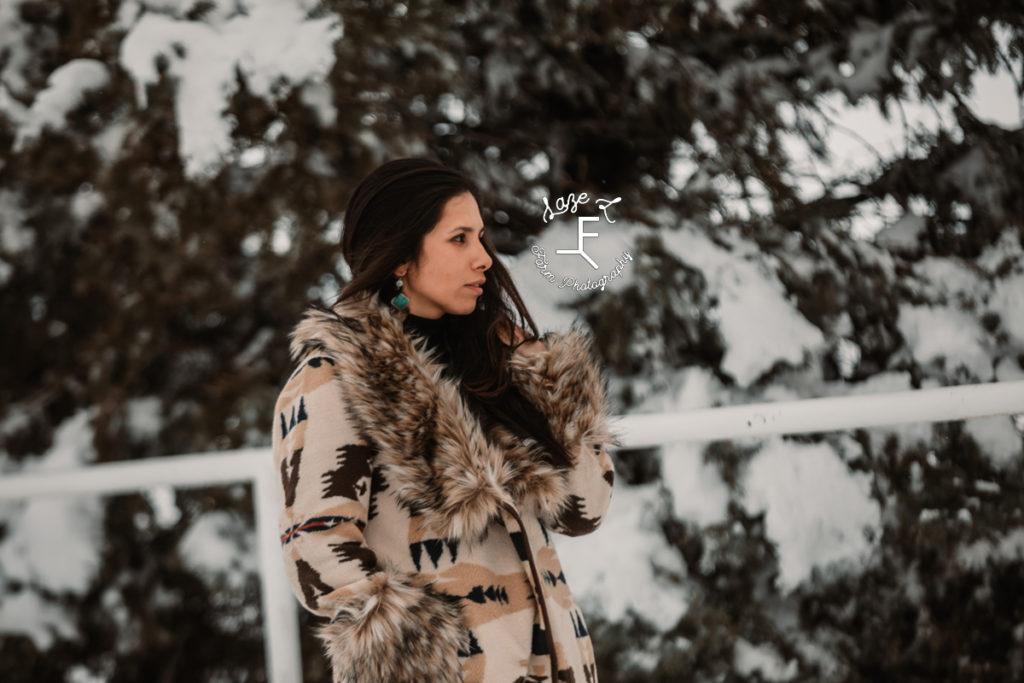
[506, 326, 622, 456]
[288, 292, 614, 542]
[319, 566, 468, 683]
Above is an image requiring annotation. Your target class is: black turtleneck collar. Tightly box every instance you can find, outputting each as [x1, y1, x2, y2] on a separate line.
[403, 312, 445, 336]
[403, 312, 449, 357]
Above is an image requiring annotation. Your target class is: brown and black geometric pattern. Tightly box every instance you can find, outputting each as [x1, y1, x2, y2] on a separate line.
[330, 541, 377, 574]
[295, 558, 333, 611]
[280, 447, 302, 507]
[553, 495, 602, 536]
[321, 443, 374, 500]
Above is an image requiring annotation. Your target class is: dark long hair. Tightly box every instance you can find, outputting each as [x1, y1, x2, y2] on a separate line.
[335, 157, 572, 469]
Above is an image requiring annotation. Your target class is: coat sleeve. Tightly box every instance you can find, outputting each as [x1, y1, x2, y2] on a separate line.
[272, 356, 469, 683]
[505, 329, 621, 537]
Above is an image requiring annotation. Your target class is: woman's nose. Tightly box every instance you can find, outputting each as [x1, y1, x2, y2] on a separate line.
[475, 243, 492, 270]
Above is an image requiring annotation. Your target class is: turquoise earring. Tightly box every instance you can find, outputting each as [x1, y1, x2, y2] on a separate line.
[391, 276, 409, 310]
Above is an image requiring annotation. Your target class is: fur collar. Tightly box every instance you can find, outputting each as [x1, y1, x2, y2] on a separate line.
[288, 292, 573, 543]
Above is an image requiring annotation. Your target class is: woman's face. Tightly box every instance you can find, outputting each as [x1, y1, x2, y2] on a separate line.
[397, 192, 493, 318]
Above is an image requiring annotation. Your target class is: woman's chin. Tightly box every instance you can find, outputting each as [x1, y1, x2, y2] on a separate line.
[447, 298, 478, 316]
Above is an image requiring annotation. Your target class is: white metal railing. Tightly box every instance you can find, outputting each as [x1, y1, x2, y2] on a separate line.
[0, 448, 301, 683]
[615, 380, 1024, 448]
[0, 380, 1022, 682]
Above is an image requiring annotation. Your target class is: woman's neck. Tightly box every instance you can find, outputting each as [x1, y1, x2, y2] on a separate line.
[403, 311, 446, 339]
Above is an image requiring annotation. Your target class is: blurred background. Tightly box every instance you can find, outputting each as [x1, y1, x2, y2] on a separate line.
[1, 0, 1023, 681]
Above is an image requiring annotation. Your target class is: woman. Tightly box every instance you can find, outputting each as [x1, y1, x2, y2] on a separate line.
[271, 157, 619, 683]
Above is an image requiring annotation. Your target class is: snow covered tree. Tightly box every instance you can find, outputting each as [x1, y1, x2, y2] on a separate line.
[1, 0, 1021, 680]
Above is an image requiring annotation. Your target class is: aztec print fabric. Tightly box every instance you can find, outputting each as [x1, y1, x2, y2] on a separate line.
[272, 291, 619, 682]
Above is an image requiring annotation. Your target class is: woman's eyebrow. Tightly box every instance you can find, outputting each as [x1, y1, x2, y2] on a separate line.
[449, 226, 485, 234]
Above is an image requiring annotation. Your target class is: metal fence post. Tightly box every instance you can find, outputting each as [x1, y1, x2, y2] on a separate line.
[253, 456, 304, 683]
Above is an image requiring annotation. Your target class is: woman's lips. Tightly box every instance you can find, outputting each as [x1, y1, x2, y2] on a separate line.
[466, 284, 483, 294]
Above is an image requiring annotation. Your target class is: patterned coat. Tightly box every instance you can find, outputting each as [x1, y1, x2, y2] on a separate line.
[272, 291, 619, 683]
